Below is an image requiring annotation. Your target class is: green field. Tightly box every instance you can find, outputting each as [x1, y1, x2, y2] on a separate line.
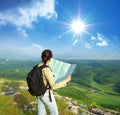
[0, 59, 120, 114]
[0, 78, 75, 115]
[56, 82, 120, 113]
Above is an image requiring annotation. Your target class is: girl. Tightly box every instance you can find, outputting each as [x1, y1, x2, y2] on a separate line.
[37, 49, 71, 115]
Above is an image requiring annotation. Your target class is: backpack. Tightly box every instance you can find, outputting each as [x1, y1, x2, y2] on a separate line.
[26, 64, 51, 100]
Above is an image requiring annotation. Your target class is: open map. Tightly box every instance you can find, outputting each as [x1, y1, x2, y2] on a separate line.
[49, 59, 76, 82]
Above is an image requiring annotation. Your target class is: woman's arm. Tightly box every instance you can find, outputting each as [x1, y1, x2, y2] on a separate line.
[43, 67, 71, 90]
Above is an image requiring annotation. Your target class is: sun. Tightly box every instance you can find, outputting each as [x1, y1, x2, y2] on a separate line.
[71, 20, 85, 34]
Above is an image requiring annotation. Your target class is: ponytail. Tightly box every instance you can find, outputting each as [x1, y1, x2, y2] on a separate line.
[41, 49, 53, 64]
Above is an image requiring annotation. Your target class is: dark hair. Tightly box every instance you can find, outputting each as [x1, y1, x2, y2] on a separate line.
[41, 49, 53, 64]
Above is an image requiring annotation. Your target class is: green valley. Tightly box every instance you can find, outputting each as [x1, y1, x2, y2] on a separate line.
[0, 59, 120, 114]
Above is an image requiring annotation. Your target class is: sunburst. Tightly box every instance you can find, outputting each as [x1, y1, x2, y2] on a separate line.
[71, 20, 85, 34]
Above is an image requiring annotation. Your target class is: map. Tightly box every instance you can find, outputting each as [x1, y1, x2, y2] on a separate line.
[49, 59, 76, 82]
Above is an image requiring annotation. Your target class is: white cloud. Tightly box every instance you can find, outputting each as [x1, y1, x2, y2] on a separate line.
[0, 43, 44, 59]
[96, 33, 108, 46]
[31, 43, 43, 50]
[0, 0, 57, 36]
[22, 43, 43, 56]
[96, 40, 108, 46]
[73, 39, 78, 46]
[85, 42, 91, 49]
[90, 33, 108, 47]
[17, 28, 28, 37]
[97, 33, 104, 41]
[0, 14, 7, 26]
[90, 36, 96, 40]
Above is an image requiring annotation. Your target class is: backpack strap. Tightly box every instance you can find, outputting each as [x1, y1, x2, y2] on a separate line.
[38, 64, 52, 102]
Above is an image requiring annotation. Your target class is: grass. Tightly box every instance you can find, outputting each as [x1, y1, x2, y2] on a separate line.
[1, 59, 120, 114]
[1, 77, 120, 113]
[56, 98, 75, 115]
[91, 81, 118, 95]
[0, 78, 120, 114]
[0, 78, 75, 115]
[56, 82, 88, 101]
[90, 81, 120, 112]
[0, 95, 25, 115]
[87, 92, 120, 112]
[55, 81, 120, 113]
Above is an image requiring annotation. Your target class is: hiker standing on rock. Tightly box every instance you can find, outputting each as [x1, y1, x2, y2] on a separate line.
[37, 49, 71, 115]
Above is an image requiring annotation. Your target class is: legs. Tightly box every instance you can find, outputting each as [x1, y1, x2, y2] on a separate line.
[45, 91, 58, 115]
[37, 90, 58, 115]
[37, 97, 46, 115]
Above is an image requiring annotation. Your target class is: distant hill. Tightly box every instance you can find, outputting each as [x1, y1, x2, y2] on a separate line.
[64, 60, 120, 93]
[0, 59, 120, 93]
[0, 59, 120, 113]
[0, 59, 38, 80]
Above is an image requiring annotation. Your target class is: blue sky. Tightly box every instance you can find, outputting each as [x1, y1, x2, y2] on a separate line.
[0, 0, 120, 60]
